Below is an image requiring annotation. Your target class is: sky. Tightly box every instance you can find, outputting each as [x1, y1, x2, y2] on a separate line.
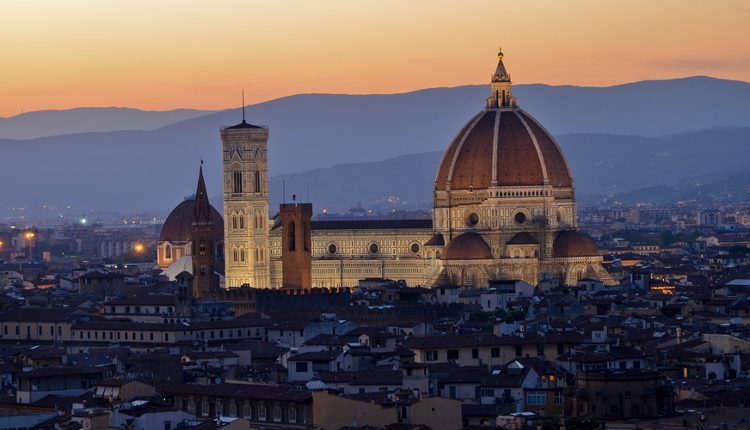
[1, 0, 749, 117]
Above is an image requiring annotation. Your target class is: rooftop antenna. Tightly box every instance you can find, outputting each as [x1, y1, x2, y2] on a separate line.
[241, 90, 246, 123]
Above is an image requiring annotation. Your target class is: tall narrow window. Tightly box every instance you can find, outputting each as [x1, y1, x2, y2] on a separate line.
[232, 216, 237, 229]
[165, 245, 171, 259]
[239, 216, 244, 229]
[240, 249, 245, 262]
[303, 223, 309, 251]
[233, 249, 238, 262]
[233, 171, 243, 193]
[254, 171, 261, 193]
[199, 240, 207, 256]
[288, 222, 296, 251]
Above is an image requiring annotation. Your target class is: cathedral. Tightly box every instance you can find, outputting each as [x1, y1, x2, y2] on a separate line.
[159, 49, 615, 290]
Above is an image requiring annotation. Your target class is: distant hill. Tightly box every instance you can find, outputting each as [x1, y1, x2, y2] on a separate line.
[2, 76, 750, 212]
[0, 107, 213, 139]
[263, 126, 750, 212]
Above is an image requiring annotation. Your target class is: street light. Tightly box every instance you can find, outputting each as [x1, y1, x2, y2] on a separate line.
[24, 231, 35, 240]
[134, 243, 145, 253]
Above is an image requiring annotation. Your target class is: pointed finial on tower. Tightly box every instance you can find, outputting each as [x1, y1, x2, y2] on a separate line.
[492, 46, 510, 83]
[193, 162, 212, 223]
[241, 90, 246, 124]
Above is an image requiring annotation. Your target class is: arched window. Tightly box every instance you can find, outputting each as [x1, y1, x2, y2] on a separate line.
[239, 215, 244, 229]
[288, 222, 296, 251]
[233, 171, 243, 193]
[240, 249, 245, 262]
[165, 244, 172, 259]
[254, 171, 261, 193]
[233, 249, 238, 262]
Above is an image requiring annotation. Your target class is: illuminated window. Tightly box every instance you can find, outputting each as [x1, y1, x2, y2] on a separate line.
[199, 240, 207, 256]
[165, 245, 172, 259]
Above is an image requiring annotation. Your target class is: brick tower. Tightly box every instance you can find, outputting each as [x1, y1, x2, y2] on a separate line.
[280, 203, 313, 289]
[191, 165, 219, 298]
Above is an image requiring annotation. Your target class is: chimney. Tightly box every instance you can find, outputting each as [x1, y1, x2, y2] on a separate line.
[280, 203, 313, 289]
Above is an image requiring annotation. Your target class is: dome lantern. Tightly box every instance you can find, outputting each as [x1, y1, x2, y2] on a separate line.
[486, 47, 517, 109]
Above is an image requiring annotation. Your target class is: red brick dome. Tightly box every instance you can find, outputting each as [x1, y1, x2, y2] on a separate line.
[435, 109, 573, 191]
[159, 198, 224, 243]
[442, 232, 493, 260]
[553, 230, 599, 258]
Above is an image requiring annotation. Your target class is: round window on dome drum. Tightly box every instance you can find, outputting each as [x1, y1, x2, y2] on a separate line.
[369, 242, 379, 254]
[327, 243, 337, 255]
[466, 212, 480, 227]
[514, 212, 527, 225]
[410, 243, 421, 254]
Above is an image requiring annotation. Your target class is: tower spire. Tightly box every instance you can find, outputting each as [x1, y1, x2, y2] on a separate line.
[193, 163, 212, 224]
[486, 46, 517, 109]
[492, 46, 511, 82]
[241, 90, 246, 124]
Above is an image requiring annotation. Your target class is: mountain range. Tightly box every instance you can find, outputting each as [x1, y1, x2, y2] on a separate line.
[0, 107, 211, 140]
[2, 76, 750, 214]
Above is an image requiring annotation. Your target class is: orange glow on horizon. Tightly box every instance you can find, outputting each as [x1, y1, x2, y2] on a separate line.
[1, 0, 748, 117]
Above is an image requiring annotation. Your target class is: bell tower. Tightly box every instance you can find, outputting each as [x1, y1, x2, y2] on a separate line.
[191, 165, 219, 298]
[221, 112, 271, 289]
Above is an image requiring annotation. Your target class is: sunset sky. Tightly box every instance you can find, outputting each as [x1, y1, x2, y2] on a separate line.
[1, 0, 748, 117]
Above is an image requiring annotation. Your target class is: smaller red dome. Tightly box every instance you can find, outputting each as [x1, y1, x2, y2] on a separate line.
[553, 231, 599, 258]
[442, 232, 493, 260]
[159, 198, 224, 243]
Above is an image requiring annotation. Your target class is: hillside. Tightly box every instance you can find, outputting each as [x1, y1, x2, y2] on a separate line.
[2, 76, 750, 212]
